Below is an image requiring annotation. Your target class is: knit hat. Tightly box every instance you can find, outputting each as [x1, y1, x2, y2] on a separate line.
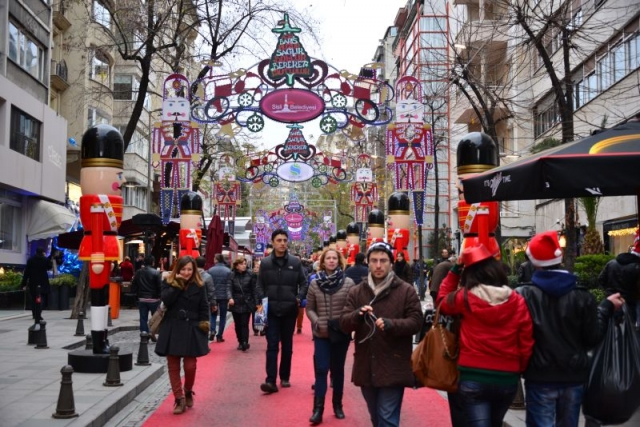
[632, 229, 640, 257]
[367, 241, 394, 262]
[527, 231, 563, 267]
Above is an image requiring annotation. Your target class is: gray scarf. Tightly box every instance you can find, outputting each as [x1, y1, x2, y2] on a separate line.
[368, 271, 395, 296]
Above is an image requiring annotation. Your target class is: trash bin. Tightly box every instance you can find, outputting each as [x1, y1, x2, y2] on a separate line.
[109, 278, 122, 319]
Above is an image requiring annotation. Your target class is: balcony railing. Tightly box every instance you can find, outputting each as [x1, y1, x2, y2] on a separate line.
[53, 1, 72, 31]
[50, 60, 70, 91]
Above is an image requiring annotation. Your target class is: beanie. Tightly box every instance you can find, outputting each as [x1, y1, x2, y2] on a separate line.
[527, 231, 563, 267]
[367, 241, 394, 263]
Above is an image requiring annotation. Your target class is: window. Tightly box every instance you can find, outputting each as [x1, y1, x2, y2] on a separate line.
[420, 17, 446, 32]
[0, 190, 22, 252]
[93, 0, 110, 27]
[597, 54, 611, 91]
[10, 107, 41, 161]
[119, 126, 149, 160]
[612, 43, 626, 83]
[123, 187, 147, 211]
[90, 50, 110, 85]
[8, 22, 44, 81]
[629, 34, 640, 70]
[87, 107, 110, 128]
[114, 75, 139, 100]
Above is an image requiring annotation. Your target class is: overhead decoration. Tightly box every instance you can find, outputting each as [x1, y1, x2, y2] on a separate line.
[313, 209, 335, 243]
[211, 154, 241, 236]
[252, 209, 272, 256]
[268, 194, 316, 241]
[179, 192, 203, 258]
[350, 154, 378, 223]
[152, 74, 201, 224]
[385, 76, 433, 226]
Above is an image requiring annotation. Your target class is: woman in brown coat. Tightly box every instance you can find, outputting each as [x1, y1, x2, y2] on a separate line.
[306, 248, 356, 424]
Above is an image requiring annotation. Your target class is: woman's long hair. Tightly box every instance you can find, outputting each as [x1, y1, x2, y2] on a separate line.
[166, 256, 203, 287]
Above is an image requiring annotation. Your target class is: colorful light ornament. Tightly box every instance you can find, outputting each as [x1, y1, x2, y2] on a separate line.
[179, 192, 203, 258]
[152, 74, 201, 224]
[268, 194, 315, 241]
[350, 154, 378, 223]
[212, 154, 241, 236]
[386, 76, 434, 226]
[253, 209, 272, 255]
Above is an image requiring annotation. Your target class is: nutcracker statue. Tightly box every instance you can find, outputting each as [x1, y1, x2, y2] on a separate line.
[457, 132, 500, 256]
[329, 235, 337, 250]
[346, 222, 360, 266]
[179, 192, 203, 258]
[79, 124, 125, 354]
[366, 209, 385, 249]
[336, 230, 348, 259]
[214, 180, 241, 236]
[152, 74, 201, 224]
[387, 192, 411, 262]
[350, 154, 378, 224]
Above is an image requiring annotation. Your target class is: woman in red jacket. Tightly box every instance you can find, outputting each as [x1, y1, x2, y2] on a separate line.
[437, 245, 534, 427]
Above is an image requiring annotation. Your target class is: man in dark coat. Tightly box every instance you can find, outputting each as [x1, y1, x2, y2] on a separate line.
[207, 253, 232, 342]
[21, 247, 52, 320]
[345, 252, 368, 284]
[340, 241, 422, 427]
[131, 255, 162, 339]
[256, 229, 308, 394]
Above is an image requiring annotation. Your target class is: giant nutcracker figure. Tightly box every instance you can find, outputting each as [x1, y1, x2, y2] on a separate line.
[179, 192, 203, 258]
[152, 74, 201, 224]
[346, 222, 361, 266]
[387, 192, 411, 262]
[366, 209, 386, 249]
[214, 154, 241, 236]
[350, 154, 379, 224]
[79, 124, 125, 354]
[335, 230, 348, 259]
[457, 132, 500, 255]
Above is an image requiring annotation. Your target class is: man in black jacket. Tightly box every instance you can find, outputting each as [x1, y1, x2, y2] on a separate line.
[516, 231, 623, 427]
[131, 255, 162, 339]
[345, 252, 368, 285]
[21, 247, 52, 321]
[256, 229, 308, 394]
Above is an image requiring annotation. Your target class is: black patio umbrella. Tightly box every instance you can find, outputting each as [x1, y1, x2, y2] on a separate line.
[461, 120, 640, 205]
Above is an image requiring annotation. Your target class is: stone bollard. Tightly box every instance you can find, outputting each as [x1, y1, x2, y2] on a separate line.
[74, 312, 85, 337]
[85, 333, 92, 350]
[27, 321, 41, 345]
[107, 307, 113, 327]
[103, 345, 123, 387]
[135, 332, 151, 366]
[510, 380, 526, 410]
[52, 365, 78, 419]
[35, 321, 49, 349]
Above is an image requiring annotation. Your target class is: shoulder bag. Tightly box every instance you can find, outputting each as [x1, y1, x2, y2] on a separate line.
[148, 302, 166, 335]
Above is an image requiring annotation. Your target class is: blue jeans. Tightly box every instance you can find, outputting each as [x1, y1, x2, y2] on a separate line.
[313, 336, 350, 397]
[139, 301, 160, 333]
[264, 313, 297, 384]
[210, 299, 228, 337]
[459, 380, 517, 427]
[525, 382, 584, 427]
[361, 386, 405, 427]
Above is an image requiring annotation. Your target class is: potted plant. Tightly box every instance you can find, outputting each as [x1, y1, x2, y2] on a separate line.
[0, 270, 25, 310]
[50, 274, 77, 310]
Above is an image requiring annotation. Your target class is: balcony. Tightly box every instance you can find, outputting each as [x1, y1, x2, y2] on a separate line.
[50, 60, 70, 92]
[456, 18, 509, 50]
[53, 1, 72, 32]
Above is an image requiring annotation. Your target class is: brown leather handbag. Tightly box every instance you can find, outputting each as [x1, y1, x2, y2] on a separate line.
[412, 301, 459, 392]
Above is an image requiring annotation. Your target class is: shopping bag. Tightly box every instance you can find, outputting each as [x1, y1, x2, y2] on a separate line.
[253, 297, 268, 332]
[412, 301, 459, 392]
[583, 305, 640, 424]
[148, 302, 166, 335]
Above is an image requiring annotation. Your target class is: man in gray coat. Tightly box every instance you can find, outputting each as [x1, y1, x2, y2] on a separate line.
[196, 256, 217, 340]
[207, 253, 231, 342]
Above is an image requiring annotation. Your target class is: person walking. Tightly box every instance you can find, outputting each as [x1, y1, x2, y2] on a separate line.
[256, 229, 308, 394]
[429, 255, 453, 302]
[392, 252, 413, 285]
[306, 248, 356, 424]
[228, 257, 257, 351]
[207, 253, 232, 342]
[517, 254, 535, 284]
[21, 247, 52, 320]
[195, 256, 217, 327]
[120, 256, 134, 283]
[345, 252, 368, 285]
[516, 231, 624, 427]
[130, 255, 162, 341]
[437, 245, 534, 427]
[340, 241, 422, 427]
[154, 256, 210, 415]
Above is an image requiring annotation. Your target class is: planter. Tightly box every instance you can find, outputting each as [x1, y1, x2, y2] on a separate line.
[48, 286, 60, 310]
[59, 284, 70, 310]
[0, 290, 26, 310]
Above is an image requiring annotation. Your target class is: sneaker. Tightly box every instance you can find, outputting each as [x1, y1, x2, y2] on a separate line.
[281, 380, 291, 388]
[260, 382, 278, 394]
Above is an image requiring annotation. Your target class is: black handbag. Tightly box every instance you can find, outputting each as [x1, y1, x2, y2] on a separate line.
[327, 318, 351, 344]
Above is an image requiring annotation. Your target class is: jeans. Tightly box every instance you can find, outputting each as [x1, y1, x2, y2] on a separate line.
[313, 336, 350, 397]
[361, 386, 405, 427]
[448, 391, 467, 427]
[138, 301, 160, 333]
[211, 299, 228, 337]
[459, 380, 517, 427]
[232, 311, 251, 344]
[525, 382, 584, 427]
[264, 313, 297, 384]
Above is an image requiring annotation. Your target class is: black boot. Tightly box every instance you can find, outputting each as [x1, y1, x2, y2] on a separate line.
[309, 395, 324, 425]
[91, 330, 109, 354]
[332, 393, 345, 419]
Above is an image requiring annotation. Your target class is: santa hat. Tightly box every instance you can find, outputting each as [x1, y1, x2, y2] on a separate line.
[527, 231, 563, 267]
[632, 229, 640, 257]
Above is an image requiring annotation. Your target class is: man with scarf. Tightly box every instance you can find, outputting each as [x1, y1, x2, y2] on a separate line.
[340, 241, 422, 427]
[257, 229, 308, 394]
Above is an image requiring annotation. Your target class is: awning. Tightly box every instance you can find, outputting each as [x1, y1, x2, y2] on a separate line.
[27, 200, 77, 242]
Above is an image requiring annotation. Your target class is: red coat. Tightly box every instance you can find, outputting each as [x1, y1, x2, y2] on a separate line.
[437, 271, 534, 374]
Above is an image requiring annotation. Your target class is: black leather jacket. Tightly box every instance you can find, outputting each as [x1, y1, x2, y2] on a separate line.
[517, 277, 614, 383]
[598, 253, 640, 301]
[131, 266, 162, 300]
[256, 252, 308, 317]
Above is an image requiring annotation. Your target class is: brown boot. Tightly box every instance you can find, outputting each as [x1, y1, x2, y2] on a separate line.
[185, 390, 195, 408]
[173, 397, 186, 415]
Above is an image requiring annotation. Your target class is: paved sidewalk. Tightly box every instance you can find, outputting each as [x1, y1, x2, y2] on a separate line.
[0, 308, 163, 427]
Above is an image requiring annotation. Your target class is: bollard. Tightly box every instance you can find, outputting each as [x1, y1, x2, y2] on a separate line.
[510, 380, 525, 409]
[74, 312, 85, 337]
[52, 365, 78, 419]
[103, 345, 123, 387]
[135, 332, 151, 366]
[85, 333, 92, 350]
[107, 307, 113, 327]
[35, 321, 49, 349]
[27, 321, 41, 345]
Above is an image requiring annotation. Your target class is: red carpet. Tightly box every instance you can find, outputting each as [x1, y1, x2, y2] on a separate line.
[144, 318, 452, 426]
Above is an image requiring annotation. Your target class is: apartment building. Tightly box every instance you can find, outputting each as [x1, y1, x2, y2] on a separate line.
[0, 0, 71, 266]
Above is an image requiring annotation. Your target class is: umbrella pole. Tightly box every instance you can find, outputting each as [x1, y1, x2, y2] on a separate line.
[636, 189, 640, 226]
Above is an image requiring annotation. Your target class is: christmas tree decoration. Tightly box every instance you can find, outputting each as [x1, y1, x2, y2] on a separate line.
[267, 13, 313, 87]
